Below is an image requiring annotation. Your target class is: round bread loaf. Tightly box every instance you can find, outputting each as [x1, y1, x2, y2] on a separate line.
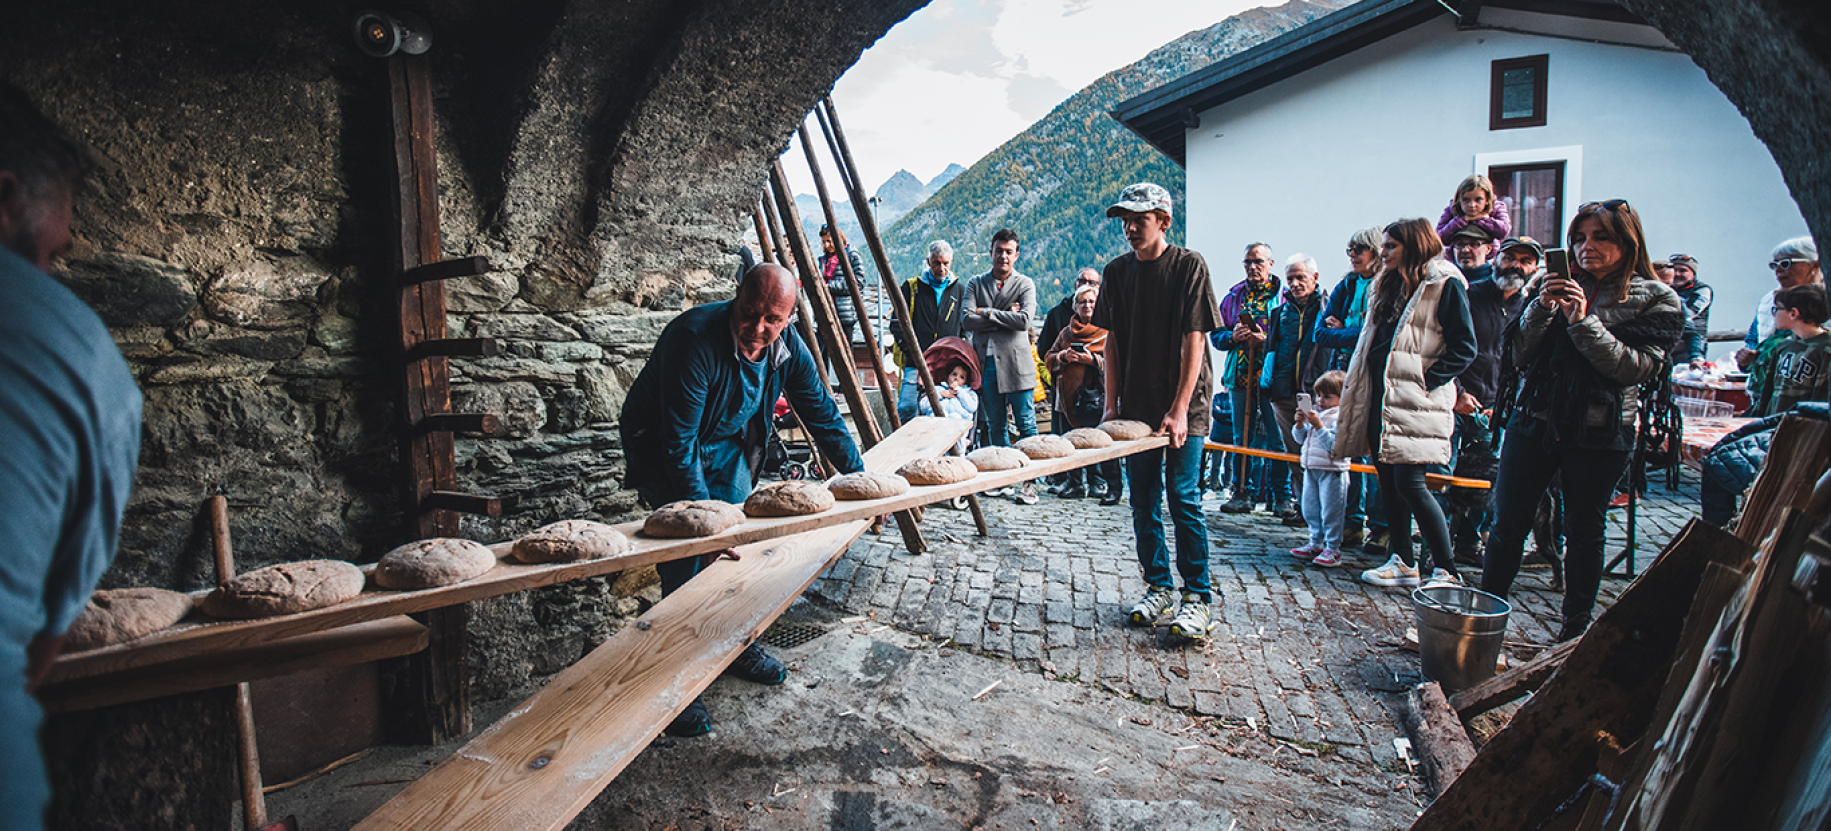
[200, 560, 366, 620]
[1098, 419, 1154, 441]
[1014, 434, 1075, 459]
[1063, 427, 1115, 448]
[376, 538, 498, 589]
[745, 480, 837, 517]
[898, 456, 979, 485]
[642, 499, 746, 538]
[65, 588, 192, 652]
[512, 520, 632, 564]
[966, 446, 1028, 471]
[828, 471, 910, 500]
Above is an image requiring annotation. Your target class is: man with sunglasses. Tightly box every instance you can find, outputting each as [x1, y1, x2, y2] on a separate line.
[1737, 237, 1822, 370]
[1661, 254, 1712, 366]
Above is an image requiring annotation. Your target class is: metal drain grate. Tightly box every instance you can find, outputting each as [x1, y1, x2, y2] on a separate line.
[760, 623, 829, 649]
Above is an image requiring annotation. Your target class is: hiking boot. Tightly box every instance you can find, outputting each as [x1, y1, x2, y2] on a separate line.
[1014, 482, 1040, 505]
[1057, 483, 1087, 499]
[1453, 547, 1484, 568]
[1273, 499, 1298, 518]
[1127, 586, 1178, 627]
[1282, 513, 1309, 528]
[665, 695, 712, 737]
[1360, 554, 1420, 587]
[1220, 497, 1254, 514]
[1311, 548, 1344, 568]
[1100, 490, 1123, 506]
[1169, 593, 1213, 640]
[724, 642, 788, 685]
[1362, 528, 1390, 556]
[1422, 568, 1463, 589]
[1343, 526, 1365, 548]
[1556, 614, 1591, 643]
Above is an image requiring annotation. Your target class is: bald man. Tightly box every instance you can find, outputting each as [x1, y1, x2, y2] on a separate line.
[621, 263, 864, 736]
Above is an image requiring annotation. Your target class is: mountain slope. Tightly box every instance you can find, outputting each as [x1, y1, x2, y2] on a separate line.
[880, 0, 1351, 307]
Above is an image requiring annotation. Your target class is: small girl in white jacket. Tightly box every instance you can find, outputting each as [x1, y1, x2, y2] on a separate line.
[1291, 371, 1350, 567]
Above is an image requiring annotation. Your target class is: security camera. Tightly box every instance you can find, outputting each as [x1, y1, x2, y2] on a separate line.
[354, 10, 431, 58]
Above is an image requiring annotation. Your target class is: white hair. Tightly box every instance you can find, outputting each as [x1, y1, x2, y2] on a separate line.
[928, 240, 954, 260]
[1285, 253, 1319, 275]
[1771, 236, 1818, 263]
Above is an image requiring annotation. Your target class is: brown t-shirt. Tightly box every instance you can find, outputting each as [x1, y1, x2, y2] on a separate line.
[1092, 245, 1221, 436]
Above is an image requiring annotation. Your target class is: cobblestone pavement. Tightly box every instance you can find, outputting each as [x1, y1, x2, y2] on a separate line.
[808, 465, 1702, 774]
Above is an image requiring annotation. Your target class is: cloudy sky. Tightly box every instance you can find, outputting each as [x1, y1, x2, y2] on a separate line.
[781, 0, 1263, 197]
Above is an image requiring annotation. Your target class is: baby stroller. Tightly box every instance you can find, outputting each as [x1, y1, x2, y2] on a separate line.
[919, 336, 982, 509]
[761, 396, 823, 481]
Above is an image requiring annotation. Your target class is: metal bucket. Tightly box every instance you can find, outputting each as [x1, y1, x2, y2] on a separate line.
[1411, 585, 1511, 693]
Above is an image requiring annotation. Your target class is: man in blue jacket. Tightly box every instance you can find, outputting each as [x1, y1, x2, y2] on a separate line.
[621, 262, 864, 736]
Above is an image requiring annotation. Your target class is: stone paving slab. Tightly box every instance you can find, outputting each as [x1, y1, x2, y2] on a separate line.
[810, 466, 1701, 781]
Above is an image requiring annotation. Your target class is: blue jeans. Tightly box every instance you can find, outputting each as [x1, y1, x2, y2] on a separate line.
[896, 367, 921, 424]
[1126, 437, 1211, 601]
[979, 358, 1036, 447]
[640, 457, 752, 597]
[1302, 468, 1349, 550]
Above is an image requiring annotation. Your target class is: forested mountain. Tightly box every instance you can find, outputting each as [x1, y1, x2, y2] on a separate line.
[880, 0, 1350, 310]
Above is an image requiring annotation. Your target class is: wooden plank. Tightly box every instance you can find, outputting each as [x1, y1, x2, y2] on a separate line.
[354, 408, 983, 831]
[52, 418, 1144, 687]
[1410, 520, 1754, 831]
[1448, 638, 1579, 719]
[38, 617, 427, 714]
[1203, 441, 1490, 489]
[1405, 681, 1477, 797]
[1734, 414, 1830, 547]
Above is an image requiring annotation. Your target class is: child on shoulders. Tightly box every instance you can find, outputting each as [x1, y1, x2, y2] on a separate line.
[1290, 370, 1350, 567]
[1436, 174, 1512, 248]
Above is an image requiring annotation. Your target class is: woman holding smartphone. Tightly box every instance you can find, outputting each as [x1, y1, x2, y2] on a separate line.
[1335, 218, 1477, 589]
[1480, 200, 1684, 641]
[1046, 284, 1122, 504]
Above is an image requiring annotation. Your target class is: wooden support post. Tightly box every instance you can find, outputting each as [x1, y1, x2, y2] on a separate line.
[816, 99, 989, 537]
[383, 53, 472, 743]
[1405, 681, 1477, 798]
[767, 161, 926, 554]
[758, 196, 824, 377]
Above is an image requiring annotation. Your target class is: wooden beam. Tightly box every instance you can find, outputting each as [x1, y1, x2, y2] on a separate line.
[1448, 638, 1578, 719]
[354, 404, 978, 830]
[1734, 414, 1829, 547]
[1405, 681, 1477, 797]
[38, 617, 427, 714]
[1410, 520, 1754, 831]
[50, 419, 1156, 689]
[401, 255, 489, 285]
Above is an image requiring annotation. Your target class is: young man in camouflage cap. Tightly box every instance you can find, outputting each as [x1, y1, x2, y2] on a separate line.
[1092, 183, 1223, 639]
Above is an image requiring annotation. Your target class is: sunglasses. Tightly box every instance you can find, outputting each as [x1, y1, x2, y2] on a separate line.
[1770, 258, 1815, 271]
[1579, 198, 1631, 212]
[1346, 245, 1370, 255]
[1668, 254, 1697, 265]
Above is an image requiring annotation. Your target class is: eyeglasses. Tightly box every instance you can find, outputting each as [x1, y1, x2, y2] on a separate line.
[1346, 245, 1369, 256]
[1668, 254, 1697, 265]
[1579, 198, 1631, 212]
[1771, 259, 1814, 271]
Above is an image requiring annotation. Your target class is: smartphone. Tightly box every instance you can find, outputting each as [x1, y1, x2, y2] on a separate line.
[1297, 393, 1313, 414]
[1072, 342, 1089, 353]
[1544, 248, 1570, 282]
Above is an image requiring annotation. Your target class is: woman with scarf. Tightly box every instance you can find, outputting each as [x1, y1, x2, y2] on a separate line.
[1334, 218, 1476, 590]
[818, 224, 867, 375]
[1480, 200, 1684, 641]
[1046, 284, 1123, 504]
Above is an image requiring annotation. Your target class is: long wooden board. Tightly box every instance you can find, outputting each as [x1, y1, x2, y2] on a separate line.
[49, 420, 1165, 687]
[1203, 441, 1492, 489]
[353, 410, 1012, 829]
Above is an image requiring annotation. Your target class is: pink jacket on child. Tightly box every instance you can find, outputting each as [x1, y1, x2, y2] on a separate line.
[1435, 198, 1512, 243]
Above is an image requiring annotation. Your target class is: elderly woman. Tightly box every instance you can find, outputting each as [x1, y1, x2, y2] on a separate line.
[1335, 218, 1477, 589]
[1046, 284, 1122, 504]
[1481, 200, 1684, 642]
[1737, 236, 1821, 370]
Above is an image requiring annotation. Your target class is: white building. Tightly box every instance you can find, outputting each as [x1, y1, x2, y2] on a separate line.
[1113, 0, 1808, 362]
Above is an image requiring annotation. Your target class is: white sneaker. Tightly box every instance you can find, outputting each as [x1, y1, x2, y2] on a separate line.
[1423, 568, 1463, 589]
[1013, 482, 1039, 505]
[1360, 554, 1421, 587]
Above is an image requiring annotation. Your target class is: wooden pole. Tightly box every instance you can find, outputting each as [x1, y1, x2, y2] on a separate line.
[795, 123, 901, 428]
[816, 99, 989, 536]
[759, 196, 825, 378]
[768, 162, 927, 553]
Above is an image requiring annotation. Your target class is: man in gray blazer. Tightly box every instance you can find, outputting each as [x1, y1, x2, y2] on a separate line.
[964, 227, 1040, 503]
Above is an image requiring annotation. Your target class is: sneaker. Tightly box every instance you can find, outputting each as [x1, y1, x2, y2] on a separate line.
[665, 695, 712, 737]
[1343, 526, 1365, 548]
[987, 486, 1013, 498]
[1220, 498, 1254, 514]
[1127, 586, 1178, 627]
[1290, 544, 1323, 559]
[723, 642, 788, 685]
[1273, 499, 1298, 518]
[1282, 513, 1309, 528]
[1311, 548, 1344, 568]
[1169, 593, 1213, 639]
[1099, 490, 1124, 507]
[1422, 568, 1463, 589]
[1362, 529, 1390, 556]
[1014, 482, 1040, 505]
[1360, 554, 1420, 587]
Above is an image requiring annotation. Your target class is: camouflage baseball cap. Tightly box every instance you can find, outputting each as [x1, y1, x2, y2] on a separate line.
[1106, 182, 1173, 218]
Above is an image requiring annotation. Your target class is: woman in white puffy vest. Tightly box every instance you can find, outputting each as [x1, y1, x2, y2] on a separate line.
[1334, 218, 1477, 589]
